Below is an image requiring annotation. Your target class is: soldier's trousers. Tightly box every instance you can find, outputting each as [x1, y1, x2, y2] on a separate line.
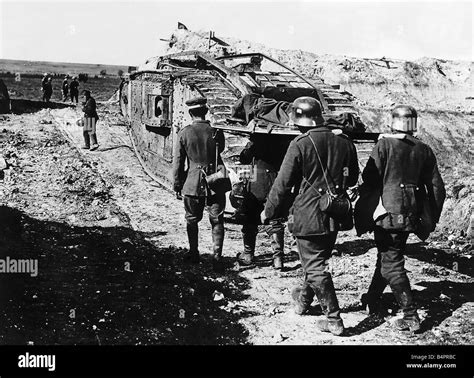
[241, 202, 285, 258]
[184, 194, 225, 226]
[296, 232, 340, 319]
[83, 131, 98, 148]
[372, 227, 410, 288]
[70, 91, 78, 103]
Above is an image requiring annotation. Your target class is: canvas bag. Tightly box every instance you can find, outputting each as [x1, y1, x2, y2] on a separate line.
[307, 134, 353, 229]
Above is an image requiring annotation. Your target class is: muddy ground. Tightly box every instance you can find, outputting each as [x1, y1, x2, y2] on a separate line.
[0, 100, 472, 345]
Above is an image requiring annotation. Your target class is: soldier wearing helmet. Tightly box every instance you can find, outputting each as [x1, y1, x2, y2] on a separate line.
[358, 105, 445, 332]
[62, 76, 69, 102]
[70, 76, 79, 104]
[41, 73, 49, 88]
[263, 96, 359, 336]
[42, 77, 53, 102]
[41, 73, 50, 101]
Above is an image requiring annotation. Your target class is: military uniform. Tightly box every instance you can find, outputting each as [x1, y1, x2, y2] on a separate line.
[173, 97, 227, 271]
[360, 133, 445, 322]
[238, 133, 293, 267]
[265, 127, 358, 326]
[41, 74, 49, 98]
[62, 79, 69, 102]
[43, 80, 53, 102]
[82, 92, 99, 150]
[70, 79, 79, 103]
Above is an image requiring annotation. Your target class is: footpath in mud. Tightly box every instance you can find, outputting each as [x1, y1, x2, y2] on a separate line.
[0, 103, 472, 345]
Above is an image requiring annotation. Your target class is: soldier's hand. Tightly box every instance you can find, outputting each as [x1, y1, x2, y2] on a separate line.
[175, 191, 183, 200]
[260, 210, 269, 225]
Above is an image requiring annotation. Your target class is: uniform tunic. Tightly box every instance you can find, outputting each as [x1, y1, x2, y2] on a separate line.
[173, 120, 226, 224]
[360, 133, 446, 287]
[265, 127, 359, 236]
[362, 134, 445, 231]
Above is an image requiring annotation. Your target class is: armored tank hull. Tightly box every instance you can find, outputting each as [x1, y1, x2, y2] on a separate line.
[119, 51, 377, 190]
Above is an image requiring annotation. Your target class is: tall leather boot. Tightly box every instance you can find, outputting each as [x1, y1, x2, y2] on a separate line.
[361, 261, 388, 316]
[212, 223, 225, 273]
[313, 278, 344, 336]
[238, 231, 256, 266]
[291, 282, 315, 315]
[271, 230, 285, 270]
[390, 281, 420, 332]
[185, 223, 200, 263]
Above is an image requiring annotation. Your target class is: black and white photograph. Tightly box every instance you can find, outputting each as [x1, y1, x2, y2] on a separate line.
[0, 0, 472, 375]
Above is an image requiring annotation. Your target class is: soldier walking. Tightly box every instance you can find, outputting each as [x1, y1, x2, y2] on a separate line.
[81, 90, 99, 151]
[43, 77, 53, 102]
[173, 97, 227, 273]
[263, 97, 359, 336]
[70, 76, 79, 104]
[41, 73, 49, 100]
[237, 133, 293, 269]
[359, 105, 445, 332]
[62, 76, 69, 102]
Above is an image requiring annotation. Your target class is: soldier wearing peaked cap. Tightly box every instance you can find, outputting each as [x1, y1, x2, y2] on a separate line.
[173, 96, 227, 273]
[263, 97, 359, 336]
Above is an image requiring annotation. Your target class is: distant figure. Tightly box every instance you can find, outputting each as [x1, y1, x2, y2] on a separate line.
[62, 76, 69, 102]
[41, 73, 49, 100]
[43, 77, 53, 102]
[70, 77, 79, 104]
[81, 90, 99, 151]
[41, 73, 49, 90]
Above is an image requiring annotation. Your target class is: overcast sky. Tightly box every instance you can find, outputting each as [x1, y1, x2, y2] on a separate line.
[0, 0, 472, 66]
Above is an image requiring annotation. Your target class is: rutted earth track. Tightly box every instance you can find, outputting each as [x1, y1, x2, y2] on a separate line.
[0, 103, 472, 345]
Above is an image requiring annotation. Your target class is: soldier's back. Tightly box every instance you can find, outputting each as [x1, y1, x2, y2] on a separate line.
[377, 135, 433, 184]
[179, 120, 216, 165]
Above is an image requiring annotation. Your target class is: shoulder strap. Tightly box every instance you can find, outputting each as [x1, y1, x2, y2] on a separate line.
[307, 133, 334, 196]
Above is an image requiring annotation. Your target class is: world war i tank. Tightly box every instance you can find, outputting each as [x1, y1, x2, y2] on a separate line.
[119, 50, 378, 206]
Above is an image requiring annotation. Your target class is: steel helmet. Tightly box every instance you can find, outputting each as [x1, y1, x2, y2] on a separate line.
[391, 105, 417, 132]
[290, 96, 324, 127]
